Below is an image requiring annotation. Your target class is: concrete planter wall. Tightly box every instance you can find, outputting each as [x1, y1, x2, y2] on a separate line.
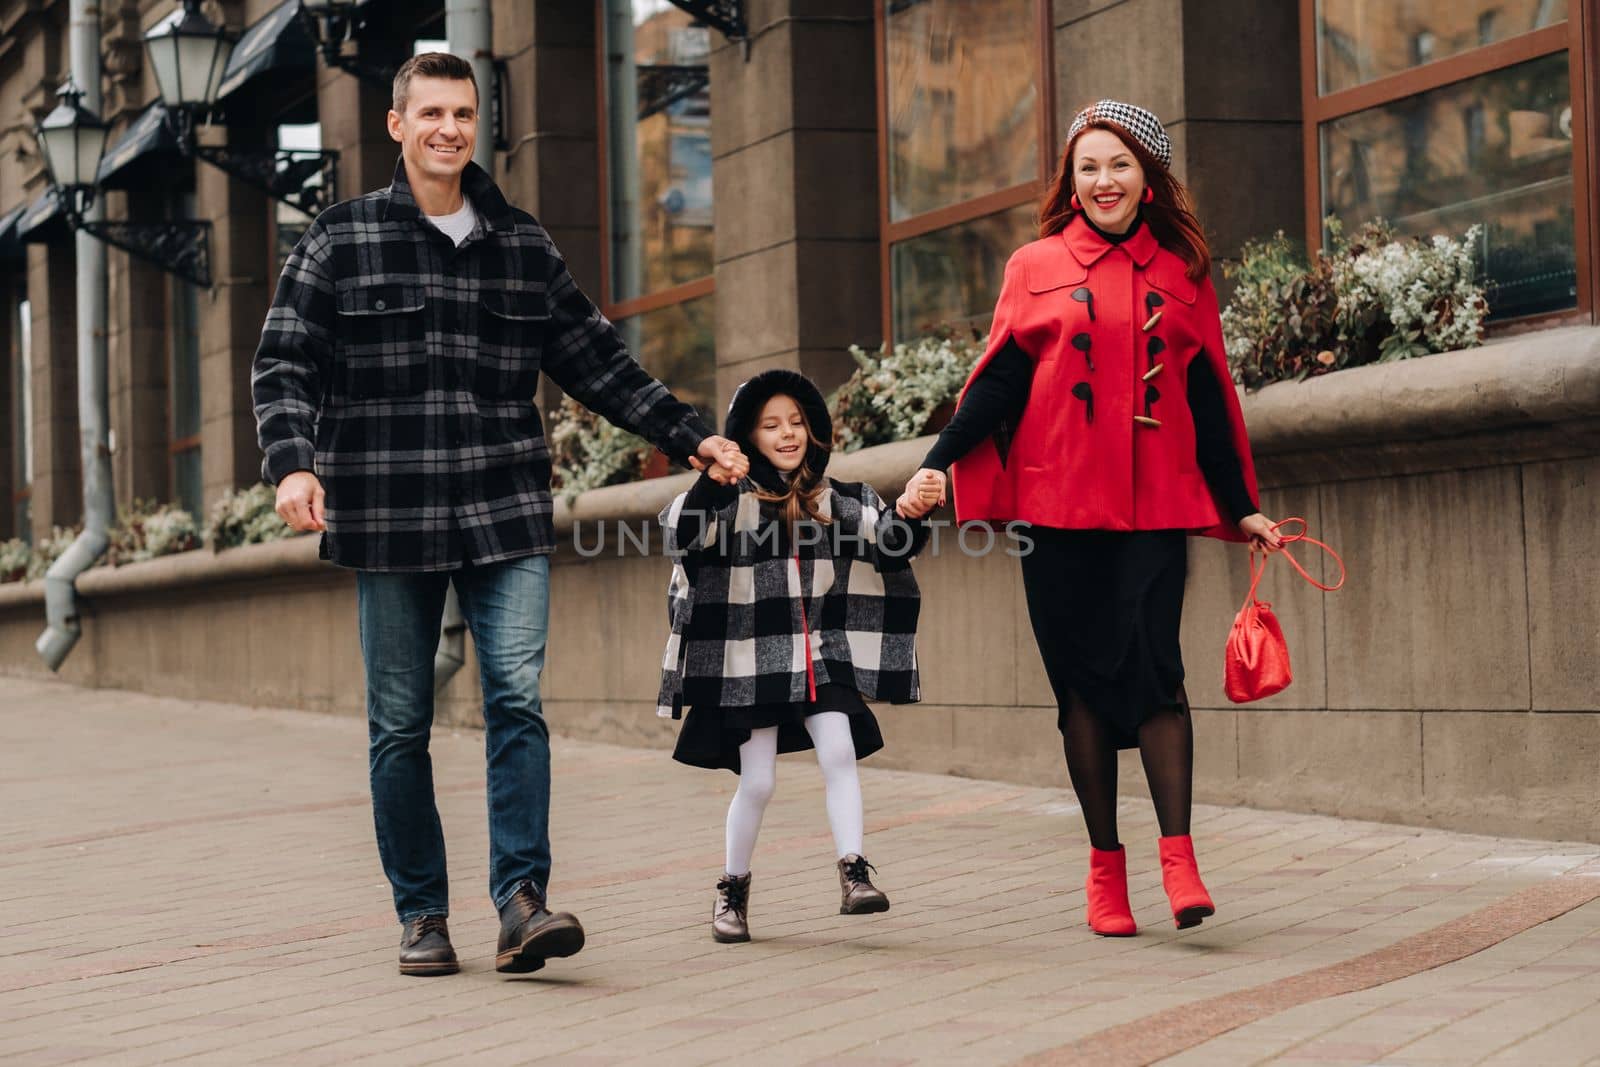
[2, 327, 1597, 842]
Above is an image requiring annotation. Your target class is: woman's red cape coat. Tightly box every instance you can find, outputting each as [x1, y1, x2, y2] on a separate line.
[949, 216, 1258, 542]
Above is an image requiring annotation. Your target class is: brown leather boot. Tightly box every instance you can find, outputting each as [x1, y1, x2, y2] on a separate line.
[837, 854, 890, 915]
[712, 872, 752, 943]
[495, 881, 585, 974]
[398, 915, 459, 977]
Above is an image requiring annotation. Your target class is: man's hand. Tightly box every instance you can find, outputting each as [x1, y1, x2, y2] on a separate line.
[275, 470, 327, 532]
[896, 468, 946, 519]
[688, 435, 750, 486]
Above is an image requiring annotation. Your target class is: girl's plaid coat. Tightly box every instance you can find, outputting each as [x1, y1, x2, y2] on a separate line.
[656, 478, 925, 719]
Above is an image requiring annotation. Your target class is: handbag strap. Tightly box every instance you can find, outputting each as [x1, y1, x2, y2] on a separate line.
[1249, 516, 1347, 594]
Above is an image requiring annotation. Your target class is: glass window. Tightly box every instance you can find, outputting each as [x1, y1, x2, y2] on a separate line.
[12, 295, 31, 545]
[603, 0, 715, 303]
[891, 203, 1036, 342]
[1316, 0, 1567, 94]
[884, 0, 1040, 220]
[1321, 53, 1575, 319]
[273, 123, 321, 275]
[615, 294, 715, 423]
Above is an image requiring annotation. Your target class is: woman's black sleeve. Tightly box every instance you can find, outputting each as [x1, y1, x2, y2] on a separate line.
[1187, 355, 1258, 525]
[919, 337, 1033, 472]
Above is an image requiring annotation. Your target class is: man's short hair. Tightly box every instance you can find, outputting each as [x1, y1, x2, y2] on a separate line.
[392, 52, 478, 114]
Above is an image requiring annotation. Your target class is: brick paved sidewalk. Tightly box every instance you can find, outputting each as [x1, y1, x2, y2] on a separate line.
[2, 677, 1598, 1067]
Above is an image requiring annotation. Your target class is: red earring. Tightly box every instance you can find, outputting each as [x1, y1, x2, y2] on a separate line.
[1142, 187, 1154, 204]
[1071, 193, 1082, 211]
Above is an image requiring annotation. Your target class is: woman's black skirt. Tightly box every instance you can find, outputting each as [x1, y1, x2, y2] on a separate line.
[673, 683, 885, 774]
[1019, 527, 1189, 749]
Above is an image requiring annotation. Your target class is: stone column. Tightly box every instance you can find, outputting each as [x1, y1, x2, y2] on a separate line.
[25, 239, 81, 541]
[709, 0, 881, 403]
[1053, 0, 1304, 271]
[194, 128, 272, 507]
[316, 63, 399, 204]
[104, 188, 173, 510]
[0, 275, 14, 540]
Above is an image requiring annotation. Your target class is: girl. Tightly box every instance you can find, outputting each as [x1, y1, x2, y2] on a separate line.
[658, 369, 931, 943]
[901, 101, 1283, 936]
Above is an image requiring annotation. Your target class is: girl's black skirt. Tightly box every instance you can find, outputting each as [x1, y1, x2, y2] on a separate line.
[1019, 527, 1190, 749]
[673, 683, 884, 774]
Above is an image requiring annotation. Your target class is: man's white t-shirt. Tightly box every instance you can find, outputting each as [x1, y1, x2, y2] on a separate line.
[427, 197, 478, 247]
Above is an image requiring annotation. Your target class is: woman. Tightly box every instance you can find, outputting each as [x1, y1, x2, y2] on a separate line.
[899, 100, 1283, 937]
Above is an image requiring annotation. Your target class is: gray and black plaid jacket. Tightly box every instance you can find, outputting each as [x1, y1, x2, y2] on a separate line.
[252, 158, 712, 571]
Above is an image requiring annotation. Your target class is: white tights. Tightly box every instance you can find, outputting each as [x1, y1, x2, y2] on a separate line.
[724, 711, 864, 876]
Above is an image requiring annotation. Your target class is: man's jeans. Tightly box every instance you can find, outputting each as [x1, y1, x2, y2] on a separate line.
[356, 554, 552, 922]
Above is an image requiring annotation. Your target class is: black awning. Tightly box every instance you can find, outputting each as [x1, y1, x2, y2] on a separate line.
[17, 191, 70, 245]
[216, 0, 317, 105]
[96, 102, 187, 191]
[0, 202, 27, 264]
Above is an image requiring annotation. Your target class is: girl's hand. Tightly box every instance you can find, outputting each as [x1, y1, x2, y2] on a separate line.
[897, 469, 946, 519]
[1238, 513, 1284, 552]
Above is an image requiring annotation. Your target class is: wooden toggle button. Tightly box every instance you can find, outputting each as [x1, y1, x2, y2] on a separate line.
[1142, 362, 1165, 381]
[1143, 311, 1162, 331]
[1133, 415, 1162, 428]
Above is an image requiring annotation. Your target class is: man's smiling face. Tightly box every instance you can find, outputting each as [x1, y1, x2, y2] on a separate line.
[388, 75, 478, 184]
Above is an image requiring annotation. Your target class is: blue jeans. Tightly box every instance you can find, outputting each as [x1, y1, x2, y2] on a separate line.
[356, 554, 552, 922]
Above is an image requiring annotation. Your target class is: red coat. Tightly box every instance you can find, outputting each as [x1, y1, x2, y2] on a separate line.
[950, 216, 1258, 542]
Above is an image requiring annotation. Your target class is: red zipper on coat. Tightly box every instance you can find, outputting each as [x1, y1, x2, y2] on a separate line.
[794, 550, 817, 701]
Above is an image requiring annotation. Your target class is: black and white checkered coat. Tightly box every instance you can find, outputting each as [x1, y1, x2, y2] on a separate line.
[656, 479, 923, 718]
[252, 158, 711, 571]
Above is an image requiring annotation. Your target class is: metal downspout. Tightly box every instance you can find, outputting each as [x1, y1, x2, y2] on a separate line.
[36, 0, 111, 672]
[432, 0, 494, 692]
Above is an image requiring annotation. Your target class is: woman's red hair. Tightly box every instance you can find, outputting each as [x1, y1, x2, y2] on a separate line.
[1039, 119, 1212, 281]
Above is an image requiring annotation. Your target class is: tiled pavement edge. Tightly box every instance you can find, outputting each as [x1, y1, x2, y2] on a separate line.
[2, 676, 1598, 1067]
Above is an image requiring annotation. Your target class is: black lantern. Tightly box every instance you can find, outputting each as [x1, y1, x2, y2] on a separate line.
[35, 78, 111, 208]
[143, 0, 235, 110]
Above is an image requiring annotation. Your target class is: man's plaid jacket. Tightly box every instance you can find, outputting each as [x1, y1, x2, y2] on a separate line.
[252, 158, 712, 571]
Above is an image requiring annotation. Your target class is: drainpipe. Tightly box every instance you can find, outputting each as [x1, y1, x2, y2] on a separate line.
[37, 0, 111, 672]
[446, 0, 494, 174]
[430, 0, 493, 692]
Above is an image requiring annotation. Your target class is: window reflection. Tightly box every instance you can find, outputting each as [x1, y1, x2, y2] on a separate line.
[604, 0, 715, 302]
[885, 0, 1039, 220]
[1321, 53, 1575, 319]
[615, 294, 716, 422]
[1316, 0, 1567, 94]
[891, 204, 1036, 343]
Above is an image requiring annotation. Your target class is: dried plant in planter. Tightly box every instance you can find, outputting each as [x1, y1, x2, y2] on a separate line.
[1223, 219, 1487, 391]
[547, 393, 651, 503]
[831, 326, 987, 453]
[0, 538, 31, 583]
[204, 483, 305, 550]
[107, 499, 200, 565]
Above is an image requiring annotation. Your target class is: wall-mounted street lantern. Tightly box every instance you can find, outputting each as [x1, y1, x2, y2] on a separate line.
[146, 0, 339, 220]
[34, 77, 213, 287]
[297, 0, 396, 89]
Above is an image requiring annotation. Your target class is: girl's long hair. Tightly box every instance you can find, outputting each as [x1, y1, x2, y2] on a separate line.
[749, 400, 832, 528]
[1038, 119, 1212, 281]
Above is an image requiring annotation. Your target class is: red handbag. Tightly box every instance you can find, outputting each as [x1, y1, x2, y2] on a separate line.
[1224, 518, 1346, 704]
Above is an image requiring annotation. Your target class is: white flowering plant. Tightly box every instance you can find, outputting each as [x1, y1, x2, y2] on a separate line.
[0, 537, 30, 583]
[203, 483, 305, 550]
[831, 326, 986, 453]
[108, 499, 200, 565]
[547, 393, 651, 503]
[1223, 219, 1488, 390]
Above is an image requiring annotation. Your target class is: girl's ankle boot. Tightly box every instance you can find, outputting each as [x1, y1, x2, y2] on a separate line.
[1085, 845, 1137, 937]
[1158, 835, 1215, 929]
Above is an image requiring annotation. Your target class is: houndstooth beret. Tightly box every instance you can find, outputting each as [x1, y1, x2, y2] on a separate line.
[1067, 100, 1172, 169]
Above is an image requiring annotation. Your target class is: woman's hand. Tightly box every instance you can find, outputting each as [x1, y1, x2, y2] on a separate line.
[896, 468, 947, 519]
[1238, 513, 1284, 552]
[688, 436, 749, 485]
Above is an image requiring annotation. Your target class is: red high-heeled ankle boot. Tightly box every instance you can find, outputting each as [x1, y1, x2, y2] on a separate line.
[1085, 845, 1137, 937]
[1158, 835, 1215, 929]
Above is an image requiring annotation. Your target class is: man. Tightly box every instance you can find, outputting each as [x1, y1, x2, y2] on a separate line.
[252, 52, 747, 977]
